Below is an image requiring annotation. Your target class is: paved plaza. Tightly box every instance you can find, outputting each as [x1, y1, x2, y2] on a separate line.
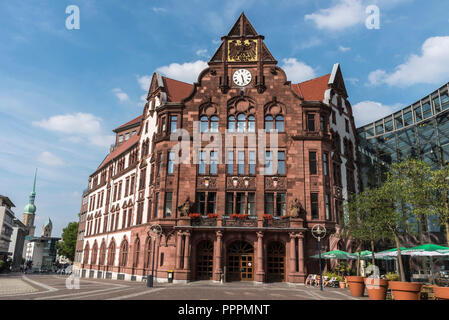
[0, 274, 366, 300]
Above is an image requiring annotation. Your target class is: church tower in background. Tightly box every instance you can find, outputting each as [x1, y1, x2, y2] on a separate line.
[22, 169, 37, 237]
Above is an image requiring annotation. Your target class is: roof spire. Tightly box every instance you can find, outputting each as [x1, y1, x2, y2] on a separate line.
[24, 169, 37, 214]
[32, 168, 37, 195]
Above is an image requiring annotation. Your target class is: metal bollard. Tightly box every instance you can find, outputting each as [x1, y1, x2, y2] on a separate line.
[147, 275, 154, 287]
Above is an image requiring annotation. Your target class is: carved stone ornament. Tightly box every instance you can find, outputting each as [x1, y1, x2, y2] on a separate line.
[178, 197, 192, 217]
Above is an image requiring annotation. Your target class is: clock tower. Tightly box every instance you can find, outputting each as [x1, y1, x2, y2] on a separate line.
[208, 12, 277, 94]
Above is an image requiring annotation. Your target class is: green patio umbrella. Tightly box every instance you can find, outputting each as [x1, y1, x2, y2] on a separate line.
[310, 250, 355, 260]
[350, 250, 373, 260]
[402, 244, 449, 257]
[374, 247, 408, 259]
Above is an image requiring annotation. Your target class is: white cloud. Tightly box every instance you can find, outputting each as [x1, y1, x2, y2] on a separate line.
[38, 151, 64, 167]
[33, 113, 114, 148]
[280, 58, 317, 83]
[368, 36, 449, 87]
[352, 101, 403, 127]
[339, 45, 351, 52]
[156, 60, 208, 83]
[305, 0, 365, 31]
[137, 75, 152, 91]
[112, 88, 130, 102]
[196, 49, 208, 58]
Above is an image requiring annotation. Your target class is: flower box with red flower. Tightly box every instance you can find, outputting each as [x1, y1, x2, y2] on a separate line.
[189, 213, 201, 219]
[263, 214, 273, 220]
[207, 213, 218, 219]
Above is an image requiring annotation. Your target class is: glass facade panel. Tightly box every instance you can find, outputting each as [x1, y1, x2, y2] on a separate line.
[403, 110, 413, 126]
[375, 121, 384, 135]
[414, 105, 422, 122]
[422, 102, 432, 119]
[395, 114, 403, 129]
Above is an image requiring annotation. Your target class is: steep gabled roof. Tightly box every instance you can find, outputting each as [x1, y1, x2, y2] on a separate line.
[97, 133, 139, 170]
[162, 77, 194, 102]
[292, 74, 331, 101]
[113, 115, 143, 133]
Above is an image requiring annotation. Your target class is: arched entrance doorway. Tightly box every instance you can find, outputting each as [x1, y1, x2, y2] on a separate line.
[196, 240, 214, 280]
[267, 241, 286, 282]
[227, 241, 254, 281]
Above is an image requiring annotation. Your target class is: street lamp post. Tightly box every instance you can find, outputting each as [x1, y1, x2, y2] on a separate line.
[147, 224, 162, 288]
[311, 224, 327, 291]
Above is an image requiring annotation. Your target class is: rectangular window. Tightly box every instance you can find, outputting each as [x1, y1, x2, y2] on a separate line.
[264, 193, 274, 215]
[125, 179, 129, 197]
[276, 193, 286, 217]
[249, 151, 256, 175]
[236, 192, 245, 214]
[170, 115, 178, 133]
[154, 193, 159, 219]
[161, 117, 166, 132]
[238, 151, 245, 175]
[227, 151, 234, 175]
[164, 192, 172, 217]
[157, 154, 163, 177]
[309, 152, 317, 175]
[168, 151, 175, 175]
[210, 151, 218, 175]
[278, 151, 285, 175]
[199, 151, 206, 175]
[130, 176, 135, 195]
[320, 116, 325, 131]
[139, 168, 146, 190]
[247, 193, 255, 216]
[325, 194, 331, 220]
[323, 153, 329, 176]
[225, 192, 234, 216]
[307, 114, 315, 132]
[345, 119, 349, 133]
[197, 192, 206, 216]
[265, 151, 273, 175]
[311, 193, 319, 219]
[207, 192, 216, 214]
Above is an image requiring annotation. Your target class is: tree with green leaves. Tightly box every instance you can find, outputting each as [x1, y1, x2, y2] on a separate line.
[346, 188, 391, 274]
[430, 164, 449, 246]
[56, 222, 78, 262]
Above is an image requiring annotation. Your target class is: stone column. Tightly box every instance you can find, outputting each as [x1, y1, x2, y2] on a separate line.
[213, 231, 223, 281]
[297, 232, 305, 275]
[256, 231, 264, 282]
[289, 232, 297, 274]
[175, 231, 183, 269]
[183, 231, 191, 270]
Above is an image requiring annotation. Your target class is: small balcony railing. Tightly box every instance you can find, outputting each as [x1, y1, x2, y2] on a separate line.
[190, 218, 217, 227]
[263, 218, 290, 228]
[223, 217, 258, 228]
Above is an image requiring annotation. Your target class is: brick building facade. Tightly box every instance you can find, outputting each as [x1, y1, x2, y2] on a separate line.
[74, 13, 360, 283]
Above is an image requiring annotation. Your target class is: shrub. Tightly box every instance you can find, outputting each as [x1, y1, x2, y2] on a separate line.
[385, 272, 400, 281]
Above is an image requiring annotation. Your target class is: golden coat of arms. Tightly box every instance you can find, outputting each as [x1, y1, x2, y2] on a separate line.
[227, 39, 258, 62]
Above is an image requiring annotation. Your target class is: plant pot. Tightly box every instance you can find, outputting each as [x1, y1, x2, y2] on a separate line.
[346, 276, 366, 297]
[433, 286, 449, 300]
[389, 281, 423, 300]
[364, 278, 389, 300]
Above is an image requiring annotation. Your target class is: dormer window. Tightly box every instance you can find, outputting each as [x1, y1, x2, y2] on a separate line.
[125, 132, 130, 140]
[119, 135, 123, 143]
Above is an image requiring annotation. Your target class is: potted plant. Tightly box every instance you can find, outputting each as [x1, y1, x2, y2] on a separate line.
[263, 214, 273, 220]
[365, 276, 389, 300]
[346, 275, 366, 297]
[389, 281, 423, 300]
[433, 286, 449, 300]
[207, 213, 218, 219]
[188, 213, 201, 219]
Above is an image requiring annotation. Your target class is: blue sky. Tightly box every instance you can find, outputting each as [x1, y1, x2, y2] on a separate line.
[1, 0, 449, 237]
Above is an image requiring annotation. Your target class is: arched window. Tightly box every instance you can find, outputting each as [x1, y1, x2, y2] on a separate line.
[83, 243, 90, 264]
[99, 241, 106, 265]
[228, 116, 236, 132]
[108, 241, 116, 266]
[237, 114, 246, 132]
[248, 115, 256, 132]
[275, 115, 284, 132]
[91, 242, 98, 265]
[210, 116, 219, 132]
[200, 116, 208, 133]
[120, 240, 128, 267]
[265, 115, 274, 132]
[144, 237, 152, 268]
[122, 210, 127, 229]
[133, 238, 140, 268]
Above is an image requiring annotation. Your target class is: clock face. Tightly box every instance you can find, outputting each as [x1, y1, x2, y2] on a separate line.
[232, 69, 252, 87]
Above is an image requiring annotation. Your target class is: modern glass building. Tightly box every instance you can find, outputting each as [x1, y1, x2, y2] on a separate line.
[357, 82, 449, 189]
[357, 82, 449, 241]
